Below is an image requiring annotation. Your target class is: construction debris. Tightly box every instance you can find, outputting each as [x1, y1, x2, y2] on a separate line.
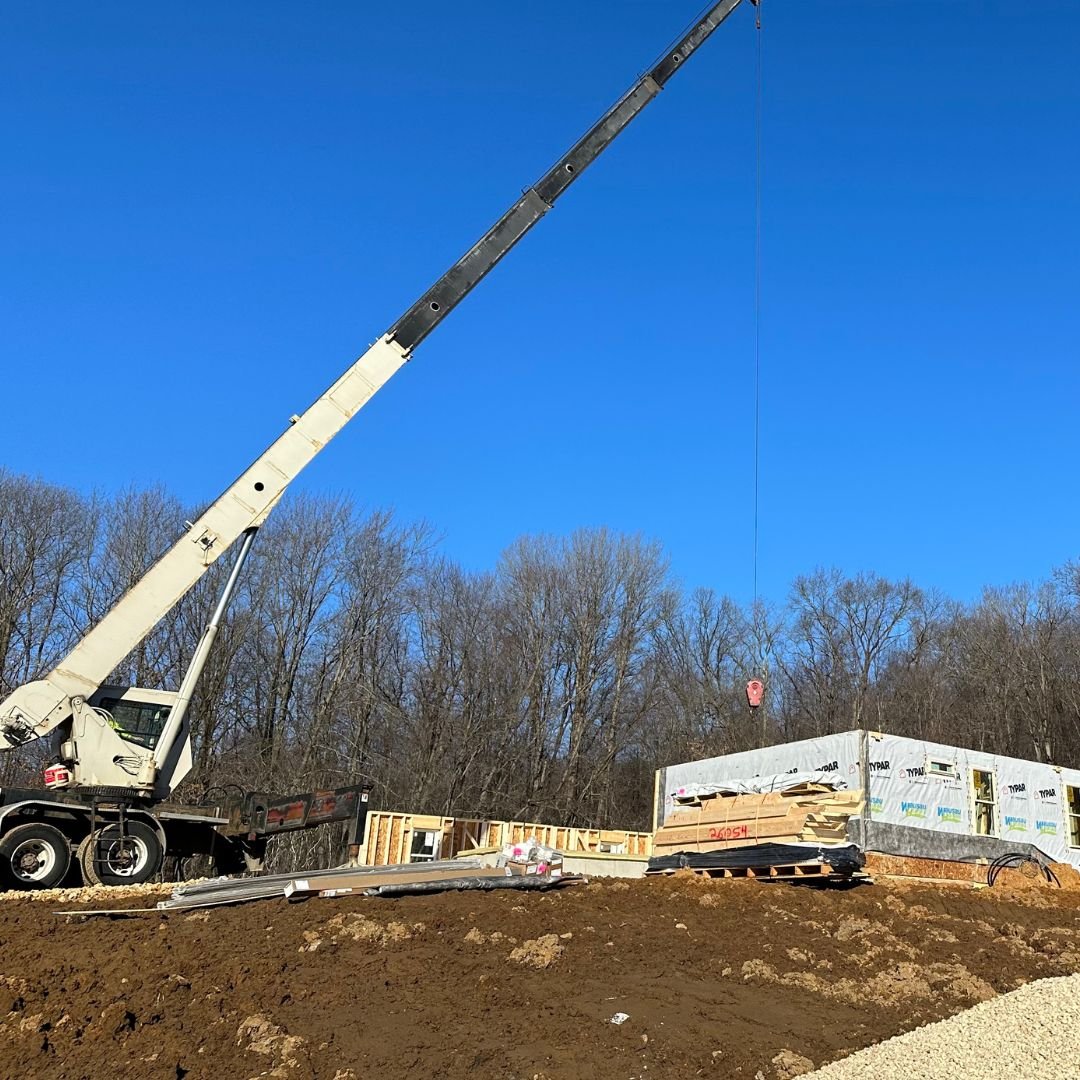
[500, 835, 565, 877]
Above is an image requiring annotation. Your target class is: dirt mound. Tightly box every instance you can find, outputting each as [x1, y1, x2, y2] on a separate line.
[773, 1048, 817, 1078]
[2, 876, 1080, 1078]
[509, 933, 566, 968]
[1048, 862, 1080, 888]
[298, 911, 426, 953]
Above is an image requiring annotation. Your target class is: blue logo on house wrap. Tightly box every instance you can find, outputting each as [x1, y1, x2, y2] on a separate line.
[937, 806, 962, 823]
[1004, 815, 1028, 832]
[902, 801, 928, 818]
[1037, 820, 1057, 835]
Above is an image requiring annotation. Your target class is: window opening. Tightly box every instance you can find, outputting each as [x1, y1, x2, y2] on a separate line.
[1066, 787, 1080, 848]
[598, 840, 626, 855]
[972, 769, 996, 836]
[409, 829, 440, 863]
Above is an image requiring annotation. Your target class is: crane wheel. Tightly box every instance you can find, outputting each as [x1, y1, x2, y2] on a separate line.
[0, 823, 73, 890]
[79, 821, 163, 887]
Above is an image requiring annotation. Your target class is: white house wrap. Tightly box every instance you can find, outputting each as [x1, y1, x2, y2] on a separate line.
[656, 730, 1080, 868]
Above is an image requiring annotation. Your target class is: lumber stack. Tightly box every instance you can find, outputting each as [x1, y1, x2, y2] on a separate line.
[653, 784, 864, 855]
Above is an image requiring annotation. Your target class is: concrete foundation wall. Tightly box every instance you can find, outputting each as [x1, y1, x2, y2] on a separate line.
[848, 818, 1054, 867]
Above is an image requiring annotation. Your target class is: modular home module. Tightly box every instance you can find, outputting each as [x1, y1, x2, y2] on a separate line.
[656, 730, 1080, 868]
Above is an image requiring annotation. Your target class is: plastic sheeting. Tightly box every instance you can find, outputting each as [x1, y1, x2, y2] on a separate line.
[673, 771, 847, 801]
[647, 842, 865, 876]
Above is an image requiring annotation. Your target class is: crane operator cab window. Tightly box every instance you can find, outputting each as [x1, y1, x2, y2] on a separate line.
[97, 696, 172, 750]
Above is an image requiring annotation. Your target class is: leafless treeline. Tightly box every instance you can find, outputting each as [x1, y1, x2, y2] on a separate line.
[3, 469, 1080, 830]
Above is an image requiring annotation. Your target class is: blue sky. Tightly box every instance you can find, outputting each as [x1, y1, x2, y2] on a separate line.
[4, 2, 1078, 605]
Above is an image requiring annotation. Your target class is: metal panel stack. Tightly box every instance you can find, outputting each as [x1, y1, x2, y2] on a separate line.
[157, 858, 489, 911]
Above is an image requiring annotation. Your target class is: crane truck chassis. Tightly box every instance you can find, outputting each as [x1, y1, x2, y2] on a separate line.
[0, 0, 750, 889]
[0, 782, 370, 889]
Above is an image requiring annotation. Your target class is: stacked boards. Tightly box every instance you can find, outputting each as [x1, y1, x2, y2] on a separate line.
[653, 783, 864, 855]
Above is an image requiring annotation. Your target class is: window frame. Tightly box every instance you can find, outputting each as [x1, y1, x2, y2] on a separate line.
[408, 829, 441, 863]
[97, 696, 171, 750]
[971, 767, 997, 837]
[926, 758, 958, 780]
[1065, 786, 1080, 849]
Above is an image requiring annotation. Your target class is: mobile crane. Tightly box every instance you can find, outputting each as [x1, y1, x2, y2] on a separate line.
[0, 0, 750, 889]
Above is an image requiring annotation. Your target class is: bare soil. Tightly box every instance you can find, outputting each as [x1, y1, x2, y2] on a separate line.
[3, 874, 1080, 1079]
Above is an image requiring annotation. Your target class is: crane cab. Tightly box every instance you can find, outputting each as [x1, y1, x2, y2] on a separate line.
[43, 686, 180, 793]
[87, 686, 175, 751]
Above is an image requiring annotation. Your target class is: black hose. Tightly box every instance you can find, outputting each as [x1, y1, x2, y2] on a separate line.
[986, 852, 1059, 888]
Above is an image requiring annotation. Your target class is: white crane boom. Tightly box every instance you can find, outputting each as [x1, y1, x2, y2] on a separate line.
[0, 0, 748, 796]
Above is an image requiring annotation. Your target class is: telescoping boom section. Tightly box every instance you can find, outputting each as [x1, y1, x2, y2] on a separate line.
[0, 0, 748, 799]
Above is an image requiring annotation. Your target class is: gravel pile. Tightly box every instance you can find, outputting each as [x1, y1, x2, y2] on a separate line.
[0, 878, 201, 904]
[808, 973, 1080, 1079]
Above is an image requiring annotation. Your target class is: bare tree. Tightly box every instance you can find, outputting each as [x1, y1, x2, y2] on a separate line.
[781, 569, 923, 736]
[6, 469, 1080, 838]
[0, 472, 93, 785]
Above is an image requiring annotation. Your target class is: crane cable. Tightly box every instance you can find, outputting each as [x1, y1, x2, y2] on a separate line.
[752, 0, 763, 614]
[747, 0, 766, 720]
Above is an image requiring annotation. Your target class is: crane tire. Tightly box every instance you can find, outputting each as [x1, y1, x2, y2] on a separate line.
[75, 834, 92, 874]
[0, 822, 72, 891]
[80, 821, 163, 887]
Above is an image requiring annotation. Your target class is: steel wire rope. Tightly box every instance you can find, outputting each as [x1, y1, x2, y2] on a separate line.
[752, 0, 764, 616]
[747, 1, 767, 743]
